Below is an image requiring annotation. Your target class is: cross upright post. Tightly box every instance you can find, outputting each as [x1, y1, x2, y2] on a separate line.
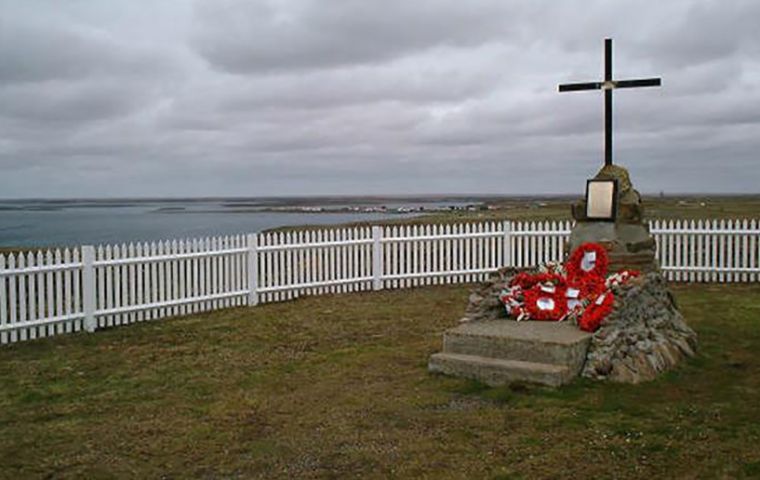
[604, 38, 612, 166]
[559, 38, 661, 167]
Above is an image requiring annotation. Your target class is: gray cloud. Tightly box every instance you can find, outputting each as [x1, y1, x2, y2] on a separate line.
[0, 0, 759, 198]
[192, 0, 520, 73]
[0, 16, 176, 85]
[0, 79, 153, 124]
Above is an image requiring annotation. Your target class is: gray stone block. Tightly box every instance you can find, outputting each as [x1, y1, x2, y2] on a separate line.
[442, 320, 591, 377]
[429, 320, 592, 387]
[429, 353, 572, 388]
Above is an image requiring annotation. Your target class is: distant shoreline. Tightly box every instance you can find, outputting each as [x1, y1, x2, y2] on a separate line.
[3, 194, 760, 249]
[151, 204, 487, 215]
[3, 194, 759, 214]
[4, 193, 758, 205]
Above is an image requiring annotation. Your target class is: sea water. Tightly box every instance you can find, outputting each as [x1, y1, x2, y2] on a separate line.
[0, 198, 470, 247]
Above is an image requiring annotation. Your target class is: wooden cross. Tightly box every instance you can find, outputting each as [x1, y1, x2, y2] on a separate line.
[559, 38, 661, 166]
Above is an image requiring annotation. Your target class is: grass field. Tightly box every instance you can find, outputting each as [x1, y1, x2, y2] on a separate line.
[396, 195, 760, 224]
[1, 283, 759, 479]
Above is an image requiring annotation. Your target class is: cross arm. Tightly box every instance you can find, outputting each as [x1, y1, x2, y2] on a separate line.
[558, 82, 602, 92]
[611, 78, 661, 89]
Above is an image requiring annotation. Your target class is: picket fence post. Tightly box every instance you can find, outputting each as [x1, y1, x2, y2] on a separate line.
[247, 233, 259, 306]
[372, 226, 383, 290]
[502, 221, 513, 268]
[81, 245, 97, 333]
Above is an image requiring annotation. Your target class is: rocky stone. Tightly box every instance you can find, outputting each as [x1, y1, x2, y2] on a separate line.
[581, 272, 698, 383]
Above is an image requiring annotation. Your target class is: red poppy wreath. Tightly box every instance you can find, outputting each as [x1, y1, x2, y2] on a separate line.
[568, 272, 606, 300]
[523, 284, 568, 321]
[566, 242, 609, 280]
[578, 291, 615, 332]
[498, 242, 640, 329]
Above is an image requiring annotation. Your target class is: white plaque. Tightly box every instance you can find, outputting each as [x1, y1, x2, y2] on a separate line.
[586, 180, 616, 219]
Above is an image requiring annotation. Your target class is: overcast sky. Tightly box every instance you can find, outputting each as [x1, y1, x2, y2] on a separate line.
[1, 0, 759, 198]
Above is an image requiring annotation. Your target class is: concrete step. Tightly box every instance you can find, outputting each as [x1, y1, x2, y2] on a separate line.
[429, 352, 573, 387]
[442, 320, 591, 377]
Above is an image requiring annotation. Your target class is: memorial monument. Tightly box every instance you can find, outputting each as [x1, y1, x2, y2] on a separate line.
[429, 39, 697, 386]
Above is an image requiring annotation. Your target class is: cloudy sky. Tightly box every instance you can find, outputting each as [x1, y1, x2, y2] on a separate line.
[1, 0, 759, 198]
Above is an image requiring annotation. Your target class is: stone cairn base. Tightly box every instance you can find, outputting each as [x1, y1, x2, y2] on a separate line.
[458, 267, 698, 384]
[567, 164, 659, 273]
[583, 273, 697, 382]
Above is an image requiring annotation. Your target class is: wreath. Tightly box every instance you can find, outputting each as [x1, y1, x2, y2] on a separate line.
[523, 284, 568, 321]
[566, 242, 609, 280]
[578, 292, 615, 332]
[509, 271, 566, 290]
[568, 272, 606, 300]
[498, 242, 637, 332]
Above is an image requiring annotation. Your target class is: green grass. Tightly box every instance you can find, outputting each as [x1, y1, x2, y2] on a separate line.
[1, 284, 760, 478]
[419, 194, 760, 223]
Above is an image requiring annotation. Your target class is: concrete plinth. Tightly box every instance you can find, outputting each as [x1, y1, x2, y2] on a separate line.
[429, 320, 592, 387]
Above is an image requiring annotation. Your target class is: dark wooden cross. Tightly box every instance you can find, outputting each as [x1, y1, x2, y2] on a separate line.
[559, 38, 661, 166]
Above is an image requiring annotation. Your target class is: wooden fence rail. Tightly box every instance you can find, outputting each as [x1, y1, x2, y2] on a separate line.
[1, 219, 758, 344]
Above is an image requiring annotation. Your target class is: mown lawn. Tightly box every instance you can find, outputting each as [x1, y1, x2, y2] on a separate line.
[1, 283, 759, 479]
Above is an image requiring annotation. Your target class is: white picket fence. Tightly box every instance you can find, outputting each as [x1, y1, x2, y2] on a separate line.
[1, 219, 759, 345]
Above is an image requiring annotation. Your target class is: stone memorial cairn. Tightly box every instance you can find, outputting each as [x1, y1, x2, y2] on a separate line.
[428, 165, 698, 386]
[430, 39, 697, 386]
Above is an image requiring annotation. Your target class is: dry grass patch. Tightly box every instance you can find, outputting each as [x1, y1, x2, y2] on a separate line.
[1, 284, 760, 478]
